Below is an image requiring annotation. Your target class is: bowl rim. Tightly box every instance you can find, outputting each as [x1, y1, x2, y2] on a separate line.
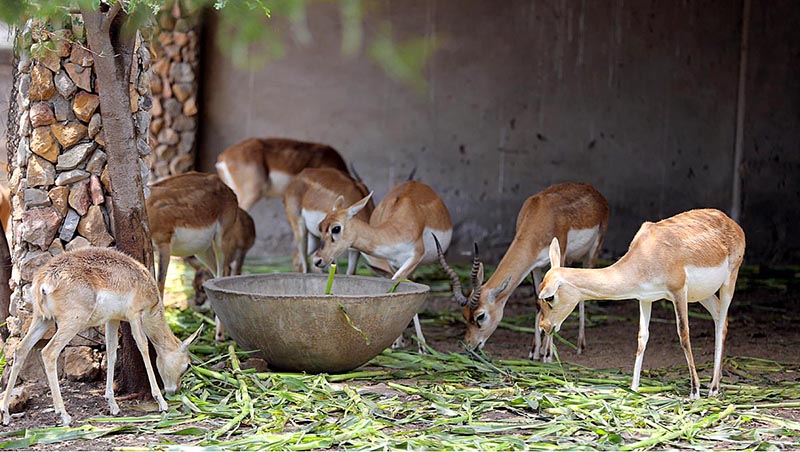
[203, 272, 431, 299]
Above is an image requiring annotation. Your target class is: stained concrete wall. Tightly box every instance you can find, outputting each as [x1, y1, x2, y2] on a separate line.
[199, 0, 746, 262]
[740, 0, 800, 263]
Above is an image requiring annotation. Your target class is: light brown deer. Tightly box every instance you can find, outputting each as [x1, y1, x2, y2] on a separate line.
[215, 138, 349, 210]
[435, 183, 608, 361]
[538, 208, 745, 399]
[283, 167, 392, 275]
[146, 172, 250, 341]
[1, 248, 202, 426]
[312, 181, 453, 351]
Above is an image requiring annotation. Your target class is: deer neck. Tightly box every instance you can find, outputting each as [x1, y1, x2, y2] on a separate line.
[563, 260, 651, 301]
[142, 310, 180, 353]
[483, 237, 539, 306]
[348, 218, 406, 259]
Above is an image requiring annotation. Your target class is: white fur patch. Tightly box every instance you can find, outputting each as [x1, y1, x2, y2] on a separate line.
[171, 225, 217, 257]
[421, 228, 452, 264]
[565, 226, 600, 261]
[371, 228, 452, 269]
[685, 260, 730, 302]
[267, 171, 293, 198]
[301, 209, 327, 238]
[216, 161, 237, 193]
[91, 290, 136, 325]
[531, 226, 601, 270]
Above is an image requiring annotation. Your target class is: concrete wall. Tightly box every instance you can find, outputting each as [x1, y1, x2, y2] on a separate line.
[740, 0, 800, 263]
[198, 0, 747, 262]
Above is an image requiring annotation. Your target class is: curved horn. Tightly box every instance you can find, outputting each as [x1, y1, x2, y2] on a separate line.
[469, 275, 482, 310]
[470, 242, 481, 289]
[433, 233, 468, 306]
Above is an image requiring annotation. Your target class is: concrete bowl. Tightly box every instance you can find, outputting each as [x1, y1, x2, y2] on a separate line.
[203, 273, 430, 373]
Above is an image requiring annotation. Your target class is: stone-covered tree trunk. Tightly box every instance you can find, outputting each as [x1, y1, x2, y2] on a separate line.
[5, 8, 154, 392]
[82, 3, 156, 396]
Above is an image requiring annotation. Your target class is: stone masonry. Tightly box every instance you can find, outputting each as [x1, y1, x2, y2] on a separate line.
[4, 17, 153, 382]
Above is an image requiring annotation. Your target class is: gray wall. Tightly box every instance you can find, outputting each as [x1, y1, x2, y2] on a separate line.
[740, 0, 800, 263]
[199, 0, 746, 262]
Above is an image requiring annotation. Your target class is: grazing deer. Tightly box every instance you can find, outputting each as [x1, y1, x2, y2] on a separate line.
[186, 207, 256, 308]
[146, 172, 249, 341]
[1, 248, 202, 426]
[215, 137, 349, 210]
[435, 183, 608, 361]
[312, 181, 453, 351]
[538, 209, 745, 399]
[283, 167, 392, 276]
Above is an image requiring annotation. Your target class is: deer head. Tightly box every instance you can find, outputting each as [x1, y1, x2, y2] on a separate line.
[433, 235, 512, 350]
[312, 192, 372, 269]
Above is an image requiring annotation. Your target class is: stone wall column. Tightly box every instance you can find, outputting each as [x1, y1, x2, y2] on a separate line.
[148, 0, 201, 181]
[4, 17, 153, 382]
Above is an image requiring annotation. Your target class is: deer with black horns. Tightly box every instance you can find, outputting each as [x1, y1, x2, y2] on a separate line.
[435, 182, 609, 360]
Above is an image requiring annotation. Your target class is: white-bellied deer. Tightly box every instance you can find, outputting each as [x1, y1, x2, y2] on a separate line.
[435, 183, 608, 361]
[311, 181, 453, 351]
[146, 172, 252, 340]
[283, 167, 392, 276]
[215, 138, 349, 210]
[538, 208, 745, 399]
[1, 248, 202, 426]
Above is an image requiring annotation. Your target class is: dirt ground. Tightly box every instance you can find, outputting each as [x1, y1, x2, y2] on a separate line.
[3, 282, 799, 448]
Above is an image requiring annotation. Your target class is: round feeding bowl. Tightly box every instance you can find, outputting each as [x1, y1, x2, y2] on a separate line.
[204, 273, 430, 373]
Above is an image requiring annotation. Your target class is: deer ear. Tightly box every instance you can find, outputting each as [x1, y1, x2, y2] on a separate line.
[549, 237, 562, 269]
[476, 262, 485, 285]
[181, 325, 204, 353]
[332, 195, 346, 211]
[538, 277, 560, 300]
[347, 191, 373, 218]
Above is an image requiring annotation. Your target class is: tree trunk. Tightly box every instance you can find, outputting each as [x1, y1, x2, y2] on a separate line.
[0, 223, 11, 341]
[83, 4, 156, 396]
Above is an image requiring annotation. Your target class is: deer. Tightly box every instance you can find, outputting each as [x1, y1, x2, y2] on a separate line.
[538, 208, 746, 399]
[215, 137, 349, 210]
[311, 180, 453, 352]
[0, 247, 202, 426]
[146, 171, 248, 341]
[283, 167, 392, 276]
[435, 183, 608, 361]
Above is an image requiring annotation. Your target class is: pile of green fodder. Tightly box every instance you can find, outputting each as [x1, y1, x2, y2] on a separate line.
[2, 260, 798, 449]
[2, 305, 798, 450]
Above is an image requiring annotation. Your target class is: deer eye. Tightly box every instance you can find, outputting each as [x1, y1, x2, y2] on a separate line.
[544, 296, 554, 303]
[331, 225, 341, 234]
[475, 312, 487, 327]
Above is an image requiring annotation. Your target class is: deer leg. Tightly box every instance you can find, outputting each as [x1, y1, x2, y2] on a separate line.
[391, 254, 424, 351]
[129, 314, 170, 412]
[346, 249, 361, 276]
[41, 321, 83, 425]
[673, 289, 701, 400]
[529, 269, 544, 360]
[2, 317, 52, 425]
[156, 242, 172, 297]
[289, 215, 308, 273]
[631, 300, 653, 392]
[212, 233, 225, 280]
[104, 320, 121, 415]
[577, 246, 600, 355]
[708, 268, 738, 397]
